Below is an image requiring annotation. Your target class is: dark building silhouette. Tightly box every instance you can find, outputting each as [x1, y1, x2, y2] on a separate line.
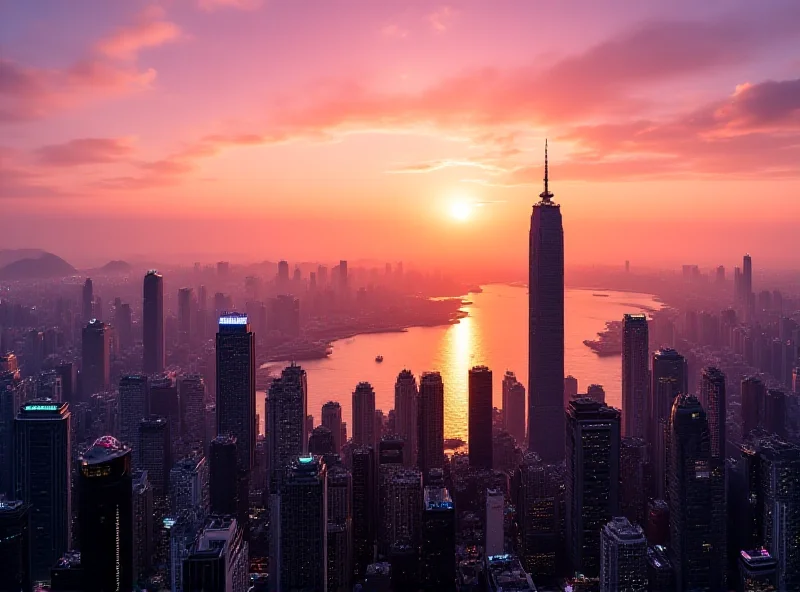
[622, 313, 649, 439]
[131, 470, 153, 581]
[327, 465, 352, 592]
[502, 371, 526, 445]
[182, 516, 248, 592]
[418, 372, 444, 482]
[700, 367, 726, 460]
[142, 270, 165, 374]
[353, 381, 376, 449]
[82, 278, 93, 323]
[352, 446, 376, 581]
[394, 370, 418, 467]
[118, 374, 150, 454]
[620, 437, 647, 528]
[78, 436, 133, 592]
[667, 395, 725, 591]
[765, 389, 787, 439]
[0, 500, 31, 592]
[528, 142, 565, 463]
[216, 312, 256, 472]
[115, 302, 133, 351]
[309, 425, 336, 455]
[55, 362, 77, 404]
[268, 294, 300, 337]
[421, 486, 455, 591]
[267, 363, 307, 493]
[322, 400, 343, 453]
[742, 376, 766, 436]
[738, 548, 778, 592]
[209, 435, 238, 514]
[177, 287, 193, 346]
[81, 319, 110, 399]
[646, 499, 669, 547]
[515, 452, 560, 578]
[650, 348, 687, 499]
[566, 398, 620, 577]
[138, 416, 170, 501]
[51, 551, 83, 591]
[0, 369, 23, 497]
[468, 365, 493, 469]
[179, 374, 206, 448]
[647, 545, 674, 591]
[599, 517, 647, 592]
[13, 400, 71, 582]
[150, 374, 180, 447]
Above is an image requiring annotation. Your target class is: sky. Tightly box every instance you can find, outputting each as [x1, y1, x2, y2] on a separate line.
[2, 0, 800, 271]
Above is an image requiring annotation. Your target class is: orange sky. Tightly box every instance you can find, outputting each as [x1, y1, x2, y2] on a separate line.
[2, 1, 800, 270]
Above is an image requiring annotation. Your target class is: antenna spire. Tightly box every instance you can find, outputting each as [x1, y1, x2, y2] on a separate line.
[539, 139, 554, 202]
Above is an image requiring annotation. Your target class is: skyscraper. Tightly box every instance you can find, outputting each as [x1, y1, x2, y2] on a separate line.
[119, 374, 150, 452]
[216, 312, 256, 472]
[742, 253, 753, 308]
[622, 313, 649, 439]
[81, 319, 110, 399]
[322, 401, 343, 453]
[131, 470, 153, 580]
[13, 400, 71, 582]
[278, 455, 328, 591]
[742, 376, 766, 436]
[485, 488, 505, 556]
[170, 454, 209, 514]
[327, 465, 352, 592]
[619, 437, 647, 528]
[468, 366, 493, 469]
[650, 347, 688, 499]
[0, 370, 23, 497]
[600, 517, 647, 592]
[115, 302, 133, 351]
[353, 381, 376, 449]
[528, 142, 565, 463]
[179, 374, 206, 449]
[421, 486, 455, 591]
[78, 436, 133, 592]
[143, 270, 165, 374]
[566, 398, 620, 576]
[182, 516, 249, 592]
[394, 370, 418, 467]
[668, 395, 725, 591]
[177, 287, 193, 346]
[82, 278, 93, 323]
[515, 453, 560, 578]
[352, 446, 376, 581]
[267, 363, 307, 492]
[0, 500, 31, 592]
[418, 372, 444, 481]
[502, 371, 526, 445]
[138, 416, 171, 501]
[700, 367, 726, 461]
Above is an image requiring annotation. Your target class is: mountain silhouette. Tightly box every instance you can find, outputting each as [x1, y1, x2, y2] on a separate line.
[0, 252, 76, 280]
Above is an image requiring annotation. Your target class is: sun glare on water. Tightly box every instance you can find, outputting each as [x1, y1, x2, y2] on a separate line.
[449, 201, 473, 222]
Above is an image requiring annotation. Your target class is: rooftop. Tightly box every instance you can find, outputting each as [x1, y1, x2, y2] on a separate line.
[81, 435, 130, 464]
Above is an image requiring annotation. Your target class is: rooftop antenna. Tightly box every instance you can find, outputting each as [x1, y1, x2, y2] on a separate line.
[539, 139, 554, 202]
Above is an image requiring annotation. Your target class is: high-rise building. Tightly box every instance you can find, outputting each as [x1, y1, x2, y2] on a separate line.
[742, 253, 753, 307]
[418, 372, 444, 481]
[381, 468, 423, 554]
[468, 366, 493, 469]
[646, 545, 674, 591]
[352, 446, 376, 581]
[394, 370, 418, 467]
[668, 395, 725, 591]
[78, 436, 133, 592]
[738, 548, 778, 592]
[566, 398, 621, 576]
[619, 437, 647, 528]
[143, 270, 165, 374]
[0, 500, 31, 592]
[55, 362, 77, 404]
[600, 517, 647, 592]
[267, 363, 307, 492]
[353, 381, 376, 449]
[322, 401, 343, 453]
[700, 367, 726, 460]
[12, 400, 71, 582]
[765, 388, 787, 439]
[138, 416, 171, 501]
[515, 453, 560, 577]
[327, 466, 352, 592]
[421, 486, 455, 591]
[586, 384, 606, 404]
[528, 142, 565, 463]
[82, 278, 93, 323]
[742, 376, 766, 436]
[502, 371, 526, 445]
[622, 313, 649, 439]
[179, 374, 206, 449]
[267, 295, 301, 337]
[564, 375, 579, 405]
[650, 348, 687, 499]
[485, 488, 505, 556]
[339, 260, 348, 292]
[119, 374, 150, 452]
[178, 287, 193, 346]
[182, 516, 249, 592]
[115, 302, 133, 351]
[216, 313, 256, 472]
[0, 370, 23, 497]
[131, 470, 153, 580]
[309, 426, 335, 455]
[170, 454, 209, 514]
[81, 319, 110, 399]
[278, 455, 327, 591]
[168, 508, 201, 592]
[209, 435, 239, 515]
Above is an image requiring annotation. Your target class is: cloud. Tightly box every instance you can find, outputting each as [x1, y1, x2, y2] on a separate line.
[197, 0, 262, 12]
[0, 167, 73, 199]
[387, 159, 508, 175]
[381, 24, 409, 40]
[96, 7, 182, 60]
[428, 6, 454, 32]
[35, 138, 135, 166]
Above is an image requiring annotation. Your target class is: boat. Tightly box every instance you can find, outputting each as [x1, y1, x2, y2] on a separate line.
[375, 355, 384, 363]
[583, 320, 623, 356]
[444, 438, 465, 449]
[592, 293, 610, 297]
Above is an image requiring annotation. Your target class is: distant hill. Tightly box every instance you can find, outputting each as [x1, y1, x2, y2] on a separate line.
[0, 252, 76, 280]
[0, 248, 48, 268]
[99, 260, 132, 274]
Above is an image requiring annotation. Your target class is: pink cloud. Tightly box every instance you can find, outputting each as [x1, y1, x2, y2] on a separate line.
[197, 0, 262, 12]
[35, 138, 135, 166]
[428, 6, 454, 32]
[96, 7, 182, 60]
[381, 24, 409, 40]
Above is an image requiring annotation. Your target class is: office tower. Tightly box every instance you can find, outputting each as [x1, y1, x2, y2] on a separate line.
[716, 265, 725, 284]
[620, 437, 647, 527]
[118, 374, 150, 453]
[322, 401, 343, 453]
[468, 366, 493, 469]
[742, 376, 766, 436]
[587, 384, 606, 404]
[55, 362, 77, 404]
[216, 312, 256, 472]
[245, 300, 267, 343]
[622, 313, 649, 439]
[309, 425, 336, 455]
[168, 509, 202, 592]
[352, 446, 376, 580]
[267, 363, 307, 492]
[738, 548, 778, 591]
[81, 319, 110, 399]
[381, 468, 423, 553]
[650, 348, 687, 498]
[502, 371, 526, 445]
[50, 551, 84, 591]
[138, 416, 171, 500]
[307, 414, 315, 436]
[353, 381, 376, 449]
[82, 278, 93, 322]
[0, 500, 31, 592]
[178, 287, 193, 346]
[0, 370, 23, 497]
[700, 367, 726, 460]
[182, 517, 249, 592]
[515, 453, 559, 577]
[421, 486, 455, 591]
[37, 370, 62, 402]
[743, 253, 753, 305]
[170, 454, 209, 514]
[143, 270, 165, 374]
[566, 398, 621, 576]
[151, 375, 180, 446]
[394, 370, 418, 467]
[485, 488, 505, 556]
[418, 371, 444, 481]
[132, 470, 153, 580]
[646, 545, 674, 591]
[115, 302, 133, 351]
[668, 395, 725, 591]
[599, 517, 647, 592]
[564, 375, 579, 404]
[327, 466, 352, 592]
[267, 295, 301, 337]
[179, 374, 205, 448]
[78, 436, 133, 592]
[339, 259, 348, 291]
[765, 389, 787, 438]
[528, 143, 565, 463]
[12, 400, 71, 582]
[485, 555, 536, 591]
[209, 435, 239, 515]
[317, 264, 328, 286]
[279, 456, 328, 591]
[277, 260, 290, 283]
[646, 499, 669, 546]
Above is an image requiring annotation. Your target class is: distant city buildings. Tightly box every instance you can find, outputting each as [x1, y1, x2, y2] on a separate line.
[502, 371, 526, 445]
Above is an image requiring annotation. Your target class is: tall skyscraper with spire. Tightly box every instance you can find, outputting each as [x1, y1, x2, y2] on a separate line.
[528, 141, 565, 463]
[142, 270, 164, 374]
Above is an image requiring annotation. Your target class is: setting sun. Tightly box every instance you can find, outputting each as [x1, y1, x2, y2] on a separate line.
[450, 202, 473, 222]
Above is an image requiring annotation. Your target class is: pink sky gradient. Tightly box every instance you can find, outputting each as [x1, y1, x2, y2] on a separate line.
[2, 0, 800, 270]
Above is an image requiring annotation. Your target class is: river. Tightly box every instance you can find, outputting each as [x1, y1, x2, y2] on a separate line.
[260, 284, 661, 441]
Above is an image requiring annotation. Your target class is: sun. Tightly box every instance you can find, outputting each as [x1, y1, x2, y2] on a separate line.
[449, 201, 473, 222]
